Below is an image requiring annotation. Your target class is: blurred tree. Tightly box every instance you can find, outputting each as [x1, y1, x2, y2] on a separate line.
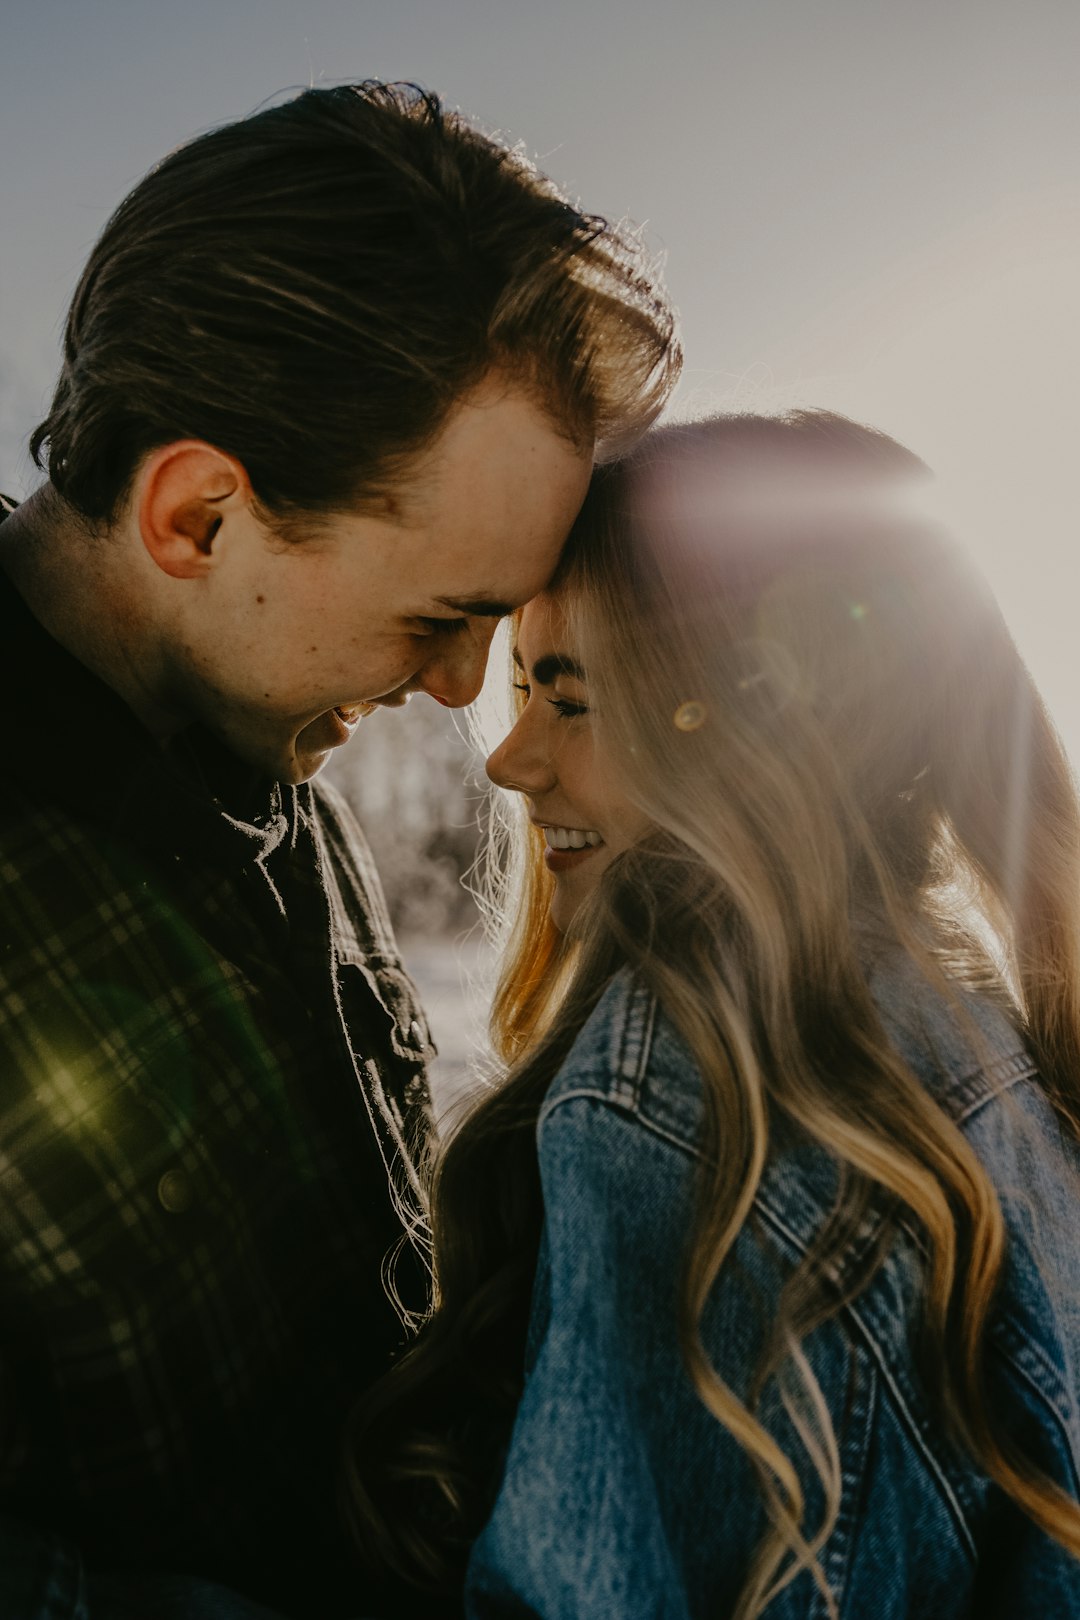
[325, 697, 486, 936]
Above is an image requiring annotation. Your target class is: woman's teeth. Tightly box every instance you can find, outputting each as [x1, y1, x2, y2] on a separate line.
[543, 826, 603, 850]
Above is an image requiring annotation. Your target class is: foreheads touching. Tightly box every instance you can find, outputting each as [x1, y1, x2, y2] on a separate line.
[487, 409, 1001, 932]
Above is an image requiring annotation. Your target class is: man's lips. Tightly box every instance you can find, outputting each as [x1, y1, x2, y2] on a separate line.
[301, 703, 375, 755]
[333, 702, 377, 725]
[301, 691, 441, 756]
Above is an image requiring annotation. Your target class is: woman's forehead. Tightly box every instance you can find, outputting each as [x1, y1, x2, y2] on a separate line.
[517, 592, 584, 672]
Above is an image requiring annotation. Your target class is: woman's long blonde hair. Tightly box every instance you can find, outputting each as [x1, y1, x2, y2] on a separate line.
[344, 411, 1080, 1616]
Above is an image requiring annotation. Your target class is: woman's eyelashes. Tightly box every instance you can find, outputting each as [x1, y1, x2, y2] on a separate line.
[512, 680, 589, 719]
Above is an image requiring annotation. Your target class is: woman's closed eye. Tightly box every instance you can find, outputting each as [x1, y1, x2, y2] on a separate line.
[513, 680, 589, 719]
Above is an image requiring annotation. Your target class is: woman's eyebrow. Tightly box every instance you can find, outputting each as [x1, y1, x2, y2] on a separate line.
[511, 648, 587, 684]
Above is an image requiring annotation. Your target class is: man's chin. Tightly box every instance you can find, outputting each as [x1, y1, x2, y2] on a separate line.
[195, 707, 353, 787]
[267, 730, 335, 787]
[265, 751, 322, 787]
[205, 720, 330, 788]
[289, 709, 358, 782]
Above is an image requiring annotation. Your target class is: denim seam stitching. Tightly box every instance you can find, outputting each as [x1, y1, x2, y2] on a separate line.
[756, 1201, 978, 1561]
[821, 1351, 879, 1615]
[993, 1319, 1072, 1417]
[607, 979, 658, 1111]
[537, 1088, 703, 1165]
[951, 1056, 1038, 1126]
[628, 989, 658, 1107]
[535, 1090, 980, 1565]
[988, 1319, 1080, 1491]
[607, 978, 634, 1106]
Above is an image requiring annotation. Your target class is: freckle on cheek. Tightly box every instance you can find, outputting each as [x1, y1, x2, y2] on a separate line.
[256, 595, 265, 605]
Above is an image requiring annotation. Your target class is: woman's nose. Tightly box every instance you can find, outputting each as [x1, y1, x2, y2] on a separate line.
[486, 713, 556, 794]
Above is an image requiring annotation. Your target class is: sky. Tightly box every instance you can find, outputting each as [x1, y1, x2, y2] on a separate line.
[2, 0, 1078, 758]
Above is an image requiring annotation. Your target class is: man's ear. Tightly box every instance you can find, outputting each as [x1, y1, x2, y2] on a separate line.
[136, 441, 253, 580]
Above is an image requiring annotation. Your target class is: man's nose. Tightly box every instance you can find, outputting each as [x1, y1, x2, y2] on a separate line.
[417, 622, 497, 709]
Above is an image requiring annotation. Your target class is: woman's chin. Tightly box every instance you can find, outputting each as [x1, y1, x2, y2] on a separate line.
[550, 880, 595, 936]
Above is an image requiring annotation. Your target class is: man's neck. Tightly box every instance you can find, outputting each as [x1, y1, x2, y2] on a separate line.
[0, 485, 190, 741]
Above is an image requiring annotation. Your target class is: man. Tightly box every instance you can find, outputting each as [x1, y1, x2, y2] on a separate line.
[0, 82, 678, 1618]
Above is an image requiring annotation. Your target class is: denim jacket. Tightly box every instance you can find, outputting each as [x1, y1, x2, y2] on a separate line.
[465, 952, 1080, 1618]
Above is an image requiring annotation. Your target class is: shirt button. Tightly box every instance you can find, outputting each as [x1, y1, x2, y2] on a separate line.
[157, 1169, 193, 1214]
[408, 1019, 426, 1050]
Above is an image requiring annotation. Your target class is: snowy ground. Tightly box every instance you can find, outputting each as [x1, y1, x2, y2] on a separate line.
[397, 931, 496, 1124]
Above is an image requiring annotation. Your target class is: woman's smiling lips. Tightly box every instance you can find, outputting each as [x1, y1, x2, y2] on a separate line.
[533, 820, 605, 873]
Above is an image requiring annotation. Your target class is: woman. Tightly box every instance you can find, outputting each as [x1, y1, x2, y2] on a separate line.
[346, 411, 1080, 1618]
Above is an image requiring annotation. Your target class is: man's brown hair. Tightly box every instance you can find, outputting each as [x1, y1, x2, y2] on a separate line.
[30, 81, 680, 528]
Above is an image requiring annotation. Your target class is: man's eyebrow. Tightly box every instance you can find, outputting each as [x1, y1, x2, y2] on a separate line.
[432, 593, 515, 618]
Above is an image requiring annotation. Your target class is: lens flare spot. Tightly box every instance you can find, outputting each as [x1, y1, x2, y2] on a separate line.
[674, 700, 707, 732]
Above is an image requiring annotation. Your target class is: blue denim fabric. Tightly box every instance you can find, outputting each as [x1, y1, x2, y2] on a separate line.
[465, 951, 1080, 1617]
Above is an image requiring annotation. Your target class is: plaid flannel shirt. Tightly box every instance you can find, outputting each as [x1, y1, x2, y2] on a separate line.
[0, 497, 436, 1618]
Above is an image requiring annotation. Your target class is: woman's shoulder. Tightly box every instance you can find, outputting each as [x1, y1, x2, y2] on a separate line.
[537, 953, 1079, 1290]
[539, 968, 705, 1162]
[865, 943, 1039, 1124]
[541, 950, 1048, 1150]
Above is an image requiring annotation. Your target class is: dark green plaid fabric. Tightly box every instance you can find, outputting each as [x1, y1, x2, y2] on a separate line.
[0, 496, 434, 1614]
